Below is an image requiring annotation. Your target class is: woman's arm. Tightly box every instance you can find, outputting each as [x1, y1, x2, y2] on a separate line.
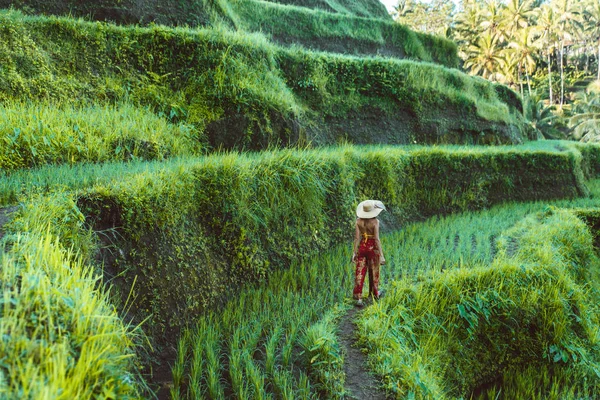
[375, 219, 386, 265]
[352, 220, 360, 262]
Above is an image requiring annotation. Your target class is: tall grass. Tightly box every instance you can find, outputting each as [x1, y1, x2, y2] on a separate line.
[0, 194, 141, 398]
[0, 101, 203, 172]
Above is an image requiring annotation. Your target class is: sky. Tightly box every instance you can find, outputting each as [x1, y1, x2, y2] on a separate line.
[379, 0, 461, 14]
[379, 0, 398, 12]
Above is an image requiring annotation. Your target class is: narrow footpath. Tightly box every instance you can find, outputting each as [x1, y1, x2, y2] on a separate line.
[0, 206, 18, 242]
[339, 305, 387, 400]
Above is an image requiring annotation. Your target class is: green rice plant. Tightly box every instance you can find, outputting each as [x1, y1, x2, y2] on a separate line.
[229, 348, 249, 399]
[243, 352, 269, 400]
[281, 327, 297, 369]
[298, 307, 346, 398]
[189, 326, 206, 399]
[204, 323, 225, 400]
[356, 207, 600, 399]
[264, 325, 283, 376]
[272, 368, 295, 400]
[296, 371, 314, 400]
[173, 329, 191, 391]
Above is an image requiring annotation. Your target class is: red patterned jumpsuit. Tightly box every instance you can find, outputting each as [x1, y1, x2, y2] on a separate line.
[353, 224, 382, 300]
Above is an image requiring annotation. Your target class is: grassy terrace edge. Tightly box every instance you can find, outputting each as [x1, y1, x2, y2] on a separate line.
[1, 141, 600, 396]
[1, 0, 456, 65]
[0, 9, 528, 155]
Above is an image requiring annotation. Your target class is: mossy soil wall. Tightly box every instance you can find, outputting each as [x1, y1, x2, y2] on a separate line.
[1, 0, 455, 64]
[230, 0, 458, 65]
[0, 11, 528, 152]
[75, 144, 596, 354]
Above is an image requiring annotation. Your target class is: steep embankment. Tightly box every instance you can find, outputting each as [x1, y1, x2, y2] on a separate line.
[229, 0, 459, 62]
[265, 0, 390, 18]
[0, 0, 456, 62]
[0, 10, 530, 171]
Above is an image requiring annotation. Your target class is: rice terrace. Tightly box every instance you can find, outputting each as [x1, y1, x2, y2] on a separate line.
[3, 0, 600, 398]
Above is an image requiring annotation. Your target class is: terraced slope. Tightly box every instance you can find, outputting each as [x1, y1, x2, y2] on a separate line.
[267, 0, 390, 18]
[0, 0, 456, 64]
[0, 9, 530, 161]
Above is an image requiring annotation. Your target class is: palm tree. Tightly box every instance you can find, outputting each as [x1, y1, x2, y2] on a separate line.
[501, 0, 536, 38]
[536, 4, 559, 104]
[395, 0, 416, 19]
[524, 92, 564, 139]
[464, 32, 505, 80]
[583, 0, 600, 80]
[508, 26, 539, 96]
[552, 0, 583, 107]
[453, 0, 484, 55]
[496, 50, 520, 89]
[569, 91, 600, 141]
[480, 0, 505, 39]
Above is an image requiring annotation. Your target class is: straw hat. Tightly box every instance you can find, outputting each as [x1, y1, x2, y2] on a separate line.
[356, 200, 385, 219]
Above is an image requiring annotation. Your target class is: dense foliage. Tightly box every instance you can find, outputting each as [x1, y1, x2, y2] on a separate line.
[394, 0, 600, 141]
[0, 9, 528, 164]
[1, 0, 458, 62]
[70, 142, 593, 348]
[170, 171, 600, 399]
[0, 195, 141, 398]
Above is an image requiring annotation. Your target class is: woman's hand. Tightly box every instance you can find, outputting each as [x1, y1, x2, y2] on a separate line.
[351, 254, 356, 263]
[380, 257, 386, 266]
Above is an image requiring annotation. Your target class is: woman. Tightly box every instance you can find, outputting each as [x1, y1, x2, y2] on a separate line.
[352, 200, 386, 307]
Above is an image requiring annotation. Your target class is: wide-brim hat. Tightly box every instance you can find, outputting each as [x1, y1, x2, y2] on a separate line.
[356, 200, 385, 219]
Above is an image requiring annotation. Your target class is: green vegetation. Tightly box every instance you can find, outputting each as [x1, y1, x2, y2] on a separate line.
[0, 8, 527, 154]
[5, 0, 600, 396]
[1, 0, 459, 63]
[266, 0, 389, 18]
[358, 206, 600, 399]
[3, 140, 600, 397]
[231, 0, 458, 63]
[169, 174, 600, 399]
[0, 102, 203, 171]
[0, 194, 141, 398]
[0, 0, 237, 27]
[397, 0, 600, 140]
[170, 252, 350, 399]
[70, 143, 591, 343]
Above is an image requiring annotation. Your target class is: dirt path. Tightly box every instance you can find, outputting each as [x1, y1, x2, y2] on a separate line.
[0, 206, 18, 242]
[339, 305, 387, 400]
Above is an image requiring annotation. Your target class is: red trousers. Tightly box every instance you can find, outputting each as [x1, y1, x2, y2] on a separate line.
[353, 238, 380, 300]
